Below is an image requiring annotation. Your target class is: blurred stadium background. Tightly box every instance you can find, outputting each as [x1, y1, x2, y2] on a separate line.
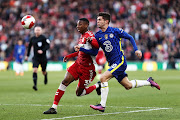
[0, 0, 180, 71]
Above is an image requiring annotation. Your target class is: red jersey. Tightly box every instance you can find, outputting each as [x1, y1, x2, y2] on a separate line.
[76, 31, 99, 67]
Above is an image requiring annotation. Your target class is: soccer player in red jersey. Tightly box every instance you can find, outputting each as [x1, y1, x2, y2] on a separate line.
[43, 18, 100, 114]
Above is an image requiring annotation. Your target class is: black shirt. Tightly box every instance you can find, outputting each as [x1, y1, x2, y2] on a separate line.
[27, 35, 50, 59]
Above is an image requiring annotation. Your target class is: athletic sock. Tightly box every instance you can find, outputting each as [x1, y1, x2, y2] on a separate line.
[44, 72, 48, 84]
[80, 85, 96, 96]
[33, 72, 37, 86]
[52, 83, 67, 109]
[100, 82, 109, 107]
[130, 80, 151, 88]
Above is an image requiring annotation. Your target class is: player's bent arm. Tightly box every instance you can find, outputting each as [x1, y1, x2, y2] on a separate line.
[79, 47, 98, 56]
[65, 51, 79, 59]
[42, 39, 50, 52]
[121, 32, 138, 52]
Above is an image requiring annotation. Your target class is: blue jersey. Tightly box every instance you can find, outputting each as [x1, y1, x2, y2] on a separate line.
[95, 26, 138, 66]
[14, 45, 26, 63]
[95, 26, 138, 82]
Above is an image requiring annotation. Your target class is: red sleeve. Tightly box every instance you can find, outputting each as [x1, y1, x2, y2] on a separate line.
[86, 32, 99, 49]
[89, 38, 99, 49]
[66, 51, 79, 58]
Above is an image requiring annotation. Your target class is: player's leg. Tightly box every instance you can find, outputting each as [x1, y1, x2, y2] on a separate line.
[14, 62, 20, 75]
[76, 70, 99, 96]
[43, 72, 75, 114]
[44, 62, 79, 114]
[20, 63, 24, 76]
[90, 70, 113, 112]
[32, 58, 39, 91]
[41, 60, 48, 84]
[32, 67, 38, 91]
[120, 76, 160, 90]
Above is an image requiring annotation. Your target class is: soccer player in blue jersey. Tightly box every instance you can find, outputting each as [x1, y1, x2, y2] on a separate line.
[90, 12, 160, 112]
[13, 39, 26, 76]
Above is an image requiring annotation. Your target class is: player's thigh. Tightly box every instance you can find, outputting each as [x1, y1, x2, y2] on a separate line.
[40, 60, 47, 72]
[32, 58, 39, 72]
[100, 70, 113, 82]
[33, 58, 39, 68]
[78, 69, 96, 89]
[62, 71, 75, 86]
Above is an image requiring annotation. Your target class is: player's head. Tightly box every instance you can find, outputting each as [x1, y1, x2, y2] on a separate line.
[17, 39, 23, 45]
[97, 12, 110, 28]
[76, 18, 89, 34]
[34, 26, 42, 37]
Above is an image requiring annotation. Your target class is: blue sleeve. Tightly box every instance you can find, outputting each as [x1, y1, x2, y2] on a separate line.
[79, 48, 98, 56]
[116, 28, 138, 51]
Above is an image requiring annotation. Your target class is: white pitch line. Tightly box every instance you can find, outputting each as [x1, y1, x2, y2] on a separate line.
[41, 108, 171, 120]
[0, 104, 166, 109]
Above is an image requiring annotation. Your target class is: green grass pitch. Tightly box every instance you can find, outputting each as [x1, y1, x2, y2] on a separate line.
[0, 70, 180, 120]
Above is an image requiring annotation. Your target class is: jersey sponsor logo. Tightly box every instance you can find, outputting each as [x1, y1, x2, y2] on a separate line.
[99, 37, 102, 40]
[103, 40, 113, 52]
[111, 63, 117, 68]
[37, 42, 42, 47]
[104, 34, 108, 39]
[109, 33, 114, 38]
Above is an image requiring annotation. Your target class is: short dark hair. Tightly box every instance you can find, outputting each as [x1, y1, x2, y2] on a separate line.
[79, 18, 89, 25]
[97, 12, 111, 23]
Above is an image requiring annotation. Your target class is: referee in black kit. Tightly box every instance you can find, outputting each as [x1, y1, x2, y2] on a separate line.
[25, 26, 50, 91]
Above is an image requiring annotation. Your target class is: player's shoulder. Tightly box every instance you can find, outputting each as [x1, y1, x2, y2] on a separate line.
[95, 30, 102, 36]
[40, 34, 46, 39]
[86, 31, 95, 36]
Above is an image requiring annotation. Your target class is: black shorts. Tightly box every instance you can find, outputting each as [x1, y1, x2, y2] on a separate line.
[33, 57, 47, 71]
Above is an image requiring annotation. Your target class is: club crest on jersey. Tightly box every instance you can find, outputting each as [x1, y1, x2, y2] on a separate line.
[109, 33, 114, 38]
[37, 42, 42, 47]
[104, 34, 108, 39]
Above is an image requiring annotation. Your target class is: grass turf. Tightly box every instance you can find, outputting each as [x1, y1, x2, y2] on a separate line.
[0, 70, 180, 120]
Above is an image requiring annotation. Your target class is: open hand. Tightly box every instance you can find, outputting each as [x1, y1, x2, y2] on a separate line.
[63, 56, 69, 62]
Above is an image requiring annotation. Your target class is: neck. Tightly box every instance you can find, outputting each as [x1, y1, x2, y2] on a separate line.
[81, 29, 88, 34]
[101, 24, 109, 32]
[36, 34, 40, 37]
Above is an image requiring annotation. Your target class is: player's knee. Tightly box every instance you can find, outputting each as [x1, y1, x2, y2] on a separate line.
[33, 68, 38, 73]
[62, 80, 70, 86]
[42, 71, 46, 75]
[76, 92, 81, 97]
[124, 84, 132, 90]
[100, 76, 106, 83]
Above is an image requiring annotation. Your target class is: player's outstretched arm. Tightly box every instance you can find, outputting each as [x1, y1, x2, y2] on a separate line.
[79, 47, 98, 56]
[63, 52, 79, 62]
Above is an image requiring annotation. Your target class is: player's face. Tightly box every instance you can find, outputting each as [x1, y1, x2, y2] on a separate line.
[18, 40, 23, 45]
[34, 27, 42, 36]
[97, 16, 106, 28]
[76, 20, 87, 34]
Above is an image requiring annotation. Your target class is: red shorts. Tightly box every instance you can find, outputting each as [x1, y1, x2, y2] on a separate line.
[67, 62, 96, 89]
